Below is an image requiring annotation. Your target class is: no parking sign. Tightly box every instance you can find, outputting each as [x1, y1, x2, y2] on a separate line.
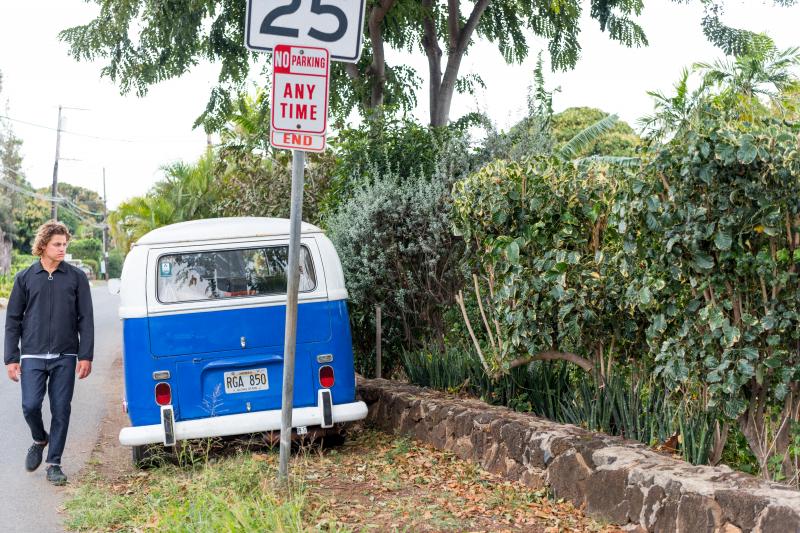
[270, 44, 329, 151]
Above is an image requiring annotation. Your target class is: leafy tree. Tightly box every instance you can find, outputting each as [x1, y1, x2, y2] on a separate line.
[638, 67, 705, 143]
[417, 0, 645, 126]
[550, 107, 640, 158]
[59, 0, 796, 128]
[213, 90, 334, 225]
[697, 0, 798, 57]
[110, 194, 178, 252]
[156, 152, 219, 222]
[640, 37, 800, 142]
[625, 45, 800, 478]
[478, 53, 556, 162]
[695, 38, 800, 114]
[0, 71, 28, 249]
[58, 0, 649, 129]
[68, 238, 103, 262]
[58, 0, 421, 130]
[54, 182, 105, 239]
[110, 151, 218, 251]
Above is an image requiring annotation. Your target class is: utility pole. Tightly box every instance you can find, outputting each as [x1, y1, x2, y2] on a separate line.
[102, 168, 109, 281]
[51, 105, 63, 221]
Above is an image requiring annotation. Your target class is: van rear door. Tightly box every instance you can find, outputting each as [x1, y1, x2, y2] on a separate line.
[146, 238, 330, 419]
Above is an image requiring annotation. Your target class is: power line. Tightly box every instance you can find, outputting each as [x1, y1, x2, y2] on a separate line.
[59, 195, 104, 217]
[1, 167, 105, 220]
[0, 114, 204, 144]
[59, 203, 105, 228]
[0, 178, 65, 203]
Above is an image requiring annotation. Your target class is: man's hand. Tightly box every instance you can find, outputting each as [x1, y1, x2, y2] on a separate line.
[6, 363, 21, 382]
[77, 360, 92, 379]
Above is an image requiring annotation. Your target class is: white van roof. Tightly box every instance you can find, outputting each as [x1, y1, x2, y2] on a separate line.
[117, 217, 347, 319]
[135, 217, 323, 246]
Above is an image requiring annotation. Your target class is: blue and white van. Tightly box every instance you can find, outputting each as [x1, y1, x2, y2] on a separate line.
[113, 217, 367, 461]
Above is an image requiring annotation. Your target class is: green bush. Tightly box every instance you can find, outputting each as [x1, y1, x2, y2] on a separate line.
[452, 157, 648, 376]
[624, 101, 800, 479]
[81, 258, 99, 276]
[326, 170, 465, 375]
[107, 249, 124, 278]
[0, 274, 13, 299]
[324, 117, 477, 217]
[11, 252, 34, 271]
[69, 238, 102, 262]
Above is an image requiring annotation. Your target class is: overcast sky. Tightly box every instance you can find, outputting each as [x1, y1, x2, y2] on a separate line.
[1, 1, 799, 209]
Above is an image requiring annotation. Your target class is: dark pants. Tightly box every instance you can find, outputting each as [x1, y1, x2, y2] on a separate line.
[20, 356, 76, 465]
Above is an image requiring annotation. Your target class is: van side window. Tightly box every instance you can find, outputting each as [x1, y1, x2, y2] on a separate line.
[157, 245, 316, 303]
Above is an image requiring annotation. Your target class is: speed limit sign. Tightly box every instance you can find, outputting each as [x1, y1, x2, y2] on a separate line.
[245, 0, 366, 62]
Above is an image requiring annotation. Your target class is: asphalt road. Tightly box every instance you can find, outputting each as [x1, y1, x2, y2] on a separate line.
[0, 285, 121, 533]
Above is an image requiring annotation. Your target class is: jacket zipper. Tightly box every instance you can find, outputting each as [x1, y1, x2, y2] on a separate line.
[48, 271, 53, 353]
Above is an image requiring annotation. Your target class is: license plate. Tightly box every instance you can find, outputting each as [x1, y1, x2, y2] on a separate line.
[224, 368, 269, 394]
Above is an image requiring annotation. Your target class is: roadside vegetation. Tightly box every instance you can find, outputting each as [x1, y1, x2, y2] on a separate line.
[66, 429, 616, 532]
[4, 4, 796, 498]
[92, 36, 800, 486]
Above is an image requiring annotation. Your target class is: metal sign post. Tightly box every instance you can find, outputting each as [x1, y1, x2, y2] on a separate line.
[278, 149, 305, 480]
[246, 0, 366, 482]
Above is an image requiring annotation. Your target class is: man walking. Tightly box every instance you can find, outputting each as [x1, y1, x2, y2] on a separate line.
[4, 221, 94, 486]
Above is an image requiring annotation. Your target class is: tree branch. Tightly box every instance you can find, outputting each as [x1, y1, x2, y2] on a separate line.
[506, 350, 594, 373]
[432, 0, 492, 125]
[447, 0, 460, 52]
[658, 172, 672, 195]
[454, 0, 491, 56]
[455, 290, 492, 375]
[344, 62, 361, 82]
[366, 0, 397, 109]
[421, 0, 443, 125]
[472, 274, 496, 351]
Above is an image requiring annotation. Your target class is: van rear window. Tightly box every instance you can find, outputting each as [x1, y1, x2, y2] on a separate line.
[156, 245, 316, 303]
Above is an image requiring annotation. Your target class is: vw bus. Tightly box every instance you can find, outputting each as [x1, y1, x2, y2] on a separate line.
[113, 217, 367, 462]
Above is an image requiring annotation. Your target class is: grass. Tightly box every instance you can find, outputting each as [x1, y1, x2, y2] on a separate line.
[66, 429, 617, 532]
[65, 451, 321, 532]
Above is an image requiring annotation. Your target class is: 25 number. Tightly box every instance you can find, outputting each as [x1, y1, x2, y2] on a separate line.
[260, 0, 347, 42]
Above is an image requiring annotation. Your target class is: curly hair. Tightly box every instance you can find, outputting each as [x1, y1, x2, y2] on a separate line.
[32, 220, 72, 257]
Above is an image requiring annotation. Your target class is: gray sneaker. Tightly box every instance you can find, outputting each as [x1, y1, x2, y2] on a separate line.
[46, 465, 67, 486]
[25, 434, 48, 472]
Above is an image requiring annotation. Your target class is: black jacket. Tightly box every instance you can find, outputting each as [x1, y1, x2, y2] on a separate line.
[4, 260, 94, 364]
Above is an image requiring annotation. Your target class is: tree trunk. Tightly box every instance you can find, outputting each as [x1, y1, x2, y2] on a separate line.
[422, 0, 492, 127]
[421, 0, 443, 125]
[738, 382, 800, 481]
[366, 0, 396, 110]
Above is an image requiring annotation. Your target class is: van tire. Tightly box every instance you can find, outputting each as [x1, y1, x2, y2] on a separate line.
[132, 444, 159, 468]
[322, 430, 346, 448]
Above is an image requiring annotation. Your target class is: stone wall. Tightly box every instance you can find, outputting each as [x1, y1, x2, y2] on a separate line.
[358, 378, 800, 533]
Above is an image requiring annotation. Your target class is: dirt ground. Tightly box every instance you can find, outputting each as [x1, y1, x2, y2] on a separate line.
[71, 358, 623, 532]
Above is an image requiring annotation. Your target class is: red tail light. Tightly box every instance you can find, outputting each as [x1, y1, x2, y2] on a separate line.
[319, 365, 335, 388]
[155, 382, 172, 405]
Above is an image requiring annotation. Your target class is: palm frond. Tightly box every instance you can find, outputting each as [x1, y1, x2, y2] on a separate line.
[573, 155, 642, 169]
[558, 114, 619, 161]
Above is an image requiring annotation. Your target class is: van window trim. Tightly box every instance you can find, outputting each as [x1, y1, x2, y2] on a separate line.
[154, 243, 318, 305]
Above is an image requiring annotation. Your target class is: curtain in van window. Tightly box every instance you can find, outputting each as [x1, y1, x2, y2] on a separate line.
[157, 245, 316, 304]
